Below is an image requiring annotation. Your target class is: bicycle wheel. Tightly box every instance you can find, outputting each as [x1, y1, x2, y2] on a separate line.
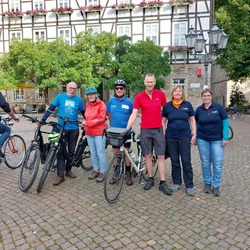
[228, 125, 234, 140]
[227, 112, 232, 119]
[237, 112, 245, 120]
[80, 145, 93, 171]
[3, 134, 26, 169]
[37, 148, 57, 193]
[19, 146, 40, 192]
[104, 153, 125, 204]
[141, 154, 158, 181]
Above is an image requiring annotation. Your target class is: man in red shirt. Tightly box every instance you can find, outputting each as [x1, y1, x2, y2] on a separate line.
[126, 73, 172, 195]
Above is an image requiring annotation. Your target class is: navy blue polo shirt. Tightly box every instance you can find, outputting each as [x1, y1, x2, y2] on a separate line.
[195, 102, 228, 141]
[162, 101, 194, 139]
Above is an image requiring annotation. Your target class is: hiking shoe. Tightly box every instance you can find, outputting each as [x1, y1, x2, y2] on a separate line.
[65, 170, 76, 178]
[53, 176, 65, 186]
[204, 184, 211, 194]
[186, 188, 195, 196]
[159, 182, 172, 195]
[171, 184, 182, 192]
[126, 171, 133, 186]
[213, 187, 220, 197]
[96, 172, 105, 182]
[88, 170, 99, 180]
[144, 179, 154, 190]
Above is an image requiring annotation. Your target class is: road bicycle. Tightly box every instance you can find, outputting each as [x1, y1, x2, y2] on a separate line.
[104, 127, 157, 204]
[36, 111, 91, 193]
[0, 116, 26, 169]
[19, 114, 58, 192]
[227, 109, 245, 119]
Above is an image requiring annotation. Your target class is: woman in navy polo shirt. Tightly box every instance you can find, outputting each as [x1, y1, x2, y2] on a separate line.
[162, 85, 196, 196]
[195, 89, 229, 196]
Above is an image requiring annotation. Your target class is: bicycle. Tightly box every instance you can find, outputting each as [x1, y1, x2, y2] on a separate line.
[104, 127, 157, 204]
[36, 111, 87, 193]
[227, 109, 245, 119]
[19, 114, 58, 192]
[0, 116, 26, 169]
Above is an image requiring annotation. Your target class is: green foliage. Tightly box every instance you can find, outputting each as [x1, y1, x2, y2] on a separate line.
[229, 83, 249, 108]
[215, 0, 250, 81]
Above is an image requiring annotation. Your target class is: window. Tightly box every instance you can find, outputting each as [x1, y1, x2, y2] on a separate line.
[34, 1, 44, 10]
[10, 0, 20, 10]
[59, 0, 69, 8]
[34, 30, 45, 42]
[13, 89, 25, 101]
[173, 79, 186, 89]
[173, 22, 187, 46]
[145, 24, 158, 44]
[58, 29, 70, 45]
[88, 27, 100, 34]
[36, 90, 45, 101]
[88, 0, 98, 5]
[10, 31, 21, 41]
[117, 25, 131, 37]
[118, 0, 129, 3]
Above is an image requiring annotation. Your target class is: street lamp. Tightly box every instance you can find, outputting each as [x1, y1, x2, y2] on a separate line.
[185, 21, 229, 89]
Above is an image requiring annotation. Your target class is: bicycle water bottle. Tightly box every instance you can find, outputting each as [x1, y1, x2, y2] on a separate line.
[128, 149, 138, 164]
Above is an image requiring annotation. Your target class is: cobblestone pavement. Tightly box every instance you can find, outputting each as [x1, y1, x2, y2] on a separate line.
[0, 115, 249, 250]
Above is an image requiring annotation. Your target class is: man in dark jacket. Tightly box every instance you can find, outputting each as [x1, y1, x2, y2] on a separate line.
[0, 92, 20, 158]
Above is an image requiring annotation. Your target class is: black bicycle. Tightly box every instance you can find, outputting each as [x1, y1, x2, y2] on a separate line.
[19, 114, 57, 192]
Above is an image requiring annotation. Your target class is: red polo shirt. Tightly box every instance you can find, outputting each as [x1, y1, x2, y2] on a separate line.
[134, 89, 166, 128]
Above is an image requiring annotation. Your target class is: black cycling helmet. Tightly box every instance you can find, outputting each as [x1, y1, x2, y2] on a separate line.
[114, 79, 126, 88]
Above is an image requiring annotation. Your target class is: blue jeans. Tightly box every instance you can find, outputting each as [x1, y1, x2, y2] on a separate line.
[196, 138, 224, 188]
[167, 137, 193, 188]
[0, 122, 11, 148]
[86, 135, 106, 173]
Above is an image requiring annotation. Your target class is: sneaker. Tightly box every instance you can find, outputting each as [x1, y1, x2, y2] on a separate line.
[144, 179, 154, 190]
[186, 188, 195, 196]
[204, 184, 211, 194]
[171, 184, 182, 192]
[65, 170, 76, 178]
[213, 187, 220, 197]
[53, 176, 65, 186]
[159, 182, 172, 195]
[96, 172, 105, 182]
[88, 170, 99, 180]
[0, 150, 5, 158]
[126, 171, 133, 186]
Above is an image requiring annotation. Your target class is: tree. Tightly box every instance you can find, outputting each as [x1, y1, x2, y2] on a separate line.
[229, 83, 248, 108]
[215, 0, 250, 82]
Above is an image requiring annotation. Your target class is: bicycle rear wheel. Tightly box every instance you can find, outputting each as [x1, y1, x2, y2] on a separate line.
[228, 125, 234, 140]
[80, 145, 93, 171]
[19, 146, 40, 192]
[37, 148, 57, 193]
[104, 153, 125, 204]
[3, 134, 26, 169]
[141, 154, 158, 181]
[237, 112, 245, 119]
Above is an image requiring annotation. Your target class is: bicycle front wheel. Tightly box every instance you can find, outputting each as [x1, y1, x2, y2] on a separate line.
[104, 153, 125, 204]
[3, 135, 26, 169]
[80, 145, 93, 171]
[37, 148, 57, 193]
[228, 125, 234, 140]
[237, 112, 245, 119]
[19, 146, 40, 192]
[141, 154, 158, 181]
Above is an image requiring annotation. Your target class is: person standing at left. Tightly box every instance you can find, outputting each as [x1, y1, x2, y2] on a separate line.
[162, 85, 196, 196]
[39, 82, 85, 186]
[82, 87, 107, 182]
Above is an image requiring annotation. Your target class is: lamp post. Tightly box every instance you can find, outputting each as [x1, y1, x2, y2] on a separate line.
[185, 21, 229, 89]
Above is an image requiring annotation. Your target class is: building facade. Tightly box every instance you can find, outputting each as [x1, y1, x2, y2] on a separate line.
[0, 0, 219, 109]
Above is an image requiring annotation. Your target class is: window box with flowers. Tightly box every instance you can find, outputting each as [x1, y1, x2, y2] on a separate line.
[51, 7, 74, 15]
[80, 5, 103, 13]
[168, 45, 189, 64]
[2, 10, 23, 18]
[25, 9, 47, 17]
[169, 0, 195, 6]
[112, 3, 135, 11]
[139, 1, 164, 9]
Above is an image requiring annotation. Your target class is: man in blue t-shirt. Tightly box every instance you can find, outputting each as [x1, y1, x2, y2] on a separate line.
[39, 82, 85, 186]
[106, 80, 133, 185]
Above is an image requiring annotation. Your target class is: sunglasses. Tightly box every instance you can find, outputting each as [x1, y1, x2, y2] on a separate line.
[115, 87, 124, 90]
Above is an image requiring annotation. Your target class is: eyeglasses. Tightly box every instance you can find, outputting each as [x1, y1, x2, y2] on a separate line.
[115, 87, 124, 90]
[202, 95, 212, 97]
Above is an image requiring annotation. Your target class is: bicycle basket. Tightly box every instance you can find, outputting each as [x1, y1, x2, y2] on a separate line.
[48, 133, 59, 142]
[106, 127, 128, 147]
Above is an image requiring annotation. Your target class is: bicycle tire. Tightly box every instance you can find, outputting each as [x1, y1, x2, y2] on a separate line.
[228, 125, 234, 140]
[80, 145, 93, 171]
[3, 134, 26, 169]
[19, 146, 40, 192]
[37, 148, 57, 193]
[141, 154, 158, 181]
[104, 153, 125, 204]
[237, 112, 245, 120]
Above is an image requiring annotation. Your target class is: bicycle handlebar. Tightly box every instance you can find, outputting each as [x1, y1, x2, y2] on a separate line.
[48, 110, 79, 124]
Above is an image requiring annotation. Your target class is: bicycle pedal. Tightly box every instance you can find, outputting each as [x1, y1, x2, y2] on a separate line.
[131, 168, 138, 178]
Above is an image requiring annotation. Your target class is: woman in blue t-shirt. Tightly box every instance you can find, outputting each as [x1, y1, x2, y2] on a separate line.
[162, 85, 196, 196]
[195, 89, 229, 197]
